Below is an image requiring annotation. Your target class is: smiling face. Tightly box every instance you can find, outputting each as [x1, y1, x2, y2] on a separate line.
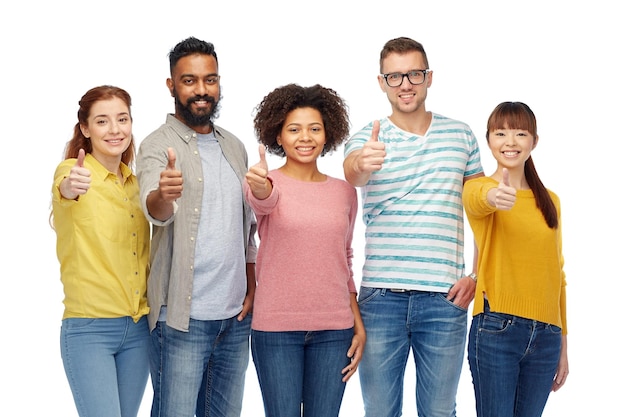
[488, 126, 538, 171]
[277, 107, 326, 167]
[80, 97, 132, 170]
[167, 53, 220, 133]
[485, 102, 539, 176]
[378, 51, 432, 116]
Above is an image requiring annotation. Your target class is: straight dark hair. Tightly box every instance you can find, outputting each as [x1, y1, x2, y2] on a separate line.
[487, 102, 558, 228]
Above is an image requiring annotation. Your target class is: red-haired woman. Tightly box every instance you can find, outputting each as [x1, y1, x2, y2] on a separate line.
[51, 85, 150, 417]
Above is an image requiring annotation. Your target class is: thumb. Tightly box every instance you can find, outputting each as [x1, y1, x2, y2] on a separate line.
[166, 147, 177, 170]
[258, 144, 267, 165]
[76, 149, 85, 167]
[369, 120, 380, 142]
[502, 168, 510, 187]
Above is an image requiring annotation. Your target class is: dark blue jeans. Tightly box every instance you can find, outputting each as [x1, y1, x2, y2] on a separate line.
[149, 315, 251, 417]
[468, 300, 562, 417]
[251, 328, 354, 417]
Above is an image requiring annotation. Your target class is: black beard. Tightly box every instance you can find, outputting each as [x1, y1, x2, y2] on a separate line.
[173, 91, 221, 127]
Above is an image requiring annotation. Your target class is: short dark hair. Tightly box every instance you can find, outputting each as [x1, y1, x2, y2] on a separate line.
[379, 37, 429, 73]
[254, 84, 350, 158]
[168, 37, 218, 74]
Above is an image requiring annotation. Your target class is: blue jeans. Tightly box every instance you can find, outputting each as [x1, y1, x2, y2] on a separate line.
[149, 314, 251, 417]
[60, 316, 150, 417]
[357, 287, 468, 417]
[468, 299, 562, 417]
[251, 328, 353, 417]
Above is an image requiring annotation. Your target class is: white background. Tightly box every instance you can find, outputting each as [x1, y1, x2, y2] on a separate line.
[1, 1, 623, 415]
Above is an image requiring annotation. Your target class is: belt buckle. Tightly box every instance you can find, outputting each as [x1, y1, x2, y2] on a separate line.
[389, 288, 408, 293]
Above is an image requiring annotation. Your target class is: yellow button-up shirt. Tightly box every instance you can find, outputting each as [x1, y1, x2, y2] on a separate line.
[52, 154, 150, 322]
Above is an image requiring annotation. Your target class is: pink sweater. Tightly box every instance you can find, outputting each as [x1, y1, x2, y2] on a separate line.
[244, 169, 358, 331]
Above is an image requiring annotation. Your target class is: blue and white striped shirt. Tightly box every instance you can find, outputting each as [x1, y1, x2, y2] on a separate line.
[345, 114, 483, 292]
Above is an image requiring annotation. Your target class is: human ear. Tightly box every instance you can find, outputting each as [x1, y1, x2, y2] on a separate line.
[377, 75, 386, 92]
[80, 124, 90, 138]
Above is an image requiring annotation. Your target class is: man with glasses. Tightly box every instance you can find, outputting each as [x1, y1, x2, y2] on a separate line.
[343, 37, 483, 417]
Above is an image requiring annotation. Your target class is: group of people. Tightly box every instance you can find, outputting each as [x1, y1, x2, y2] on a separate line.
[51, 35, 568, 417]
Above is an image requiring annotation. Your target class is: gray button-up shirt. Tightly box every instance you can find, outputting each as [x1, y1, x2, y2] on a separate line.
[137, 114, 257, 332]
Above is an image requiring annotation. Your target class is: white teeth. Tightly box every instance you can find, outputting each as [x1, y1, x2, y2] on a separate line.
[297, 147, 313, 151]
[503, 151, 518, 156]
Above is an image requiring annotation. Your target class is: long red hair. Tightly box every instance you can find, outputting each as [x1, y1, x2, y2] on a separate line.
[64, 85, 135, 165]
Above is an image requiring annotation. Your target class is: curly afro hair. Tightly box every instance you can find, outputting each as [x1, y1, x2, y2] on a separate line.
[253, 84, 350, 157]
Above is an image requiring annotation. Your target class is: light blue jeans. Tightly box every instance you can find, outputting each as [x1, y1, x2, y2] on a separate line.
[468, 299, 561, 417]
[251, 328, 354, 417]
[149, 315, 251, 417]
[357, 287, 468, 417]
[60, 316, 150, 417]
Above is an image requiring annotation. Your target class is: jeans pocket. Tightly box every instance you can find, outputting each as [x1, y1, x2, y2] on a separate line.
[479, 313, 511, 334]
[62, 318, 97, 330]
[437, 292, 468, 312]
[548, 324, 562, 334]
[357, 287, 380, 305]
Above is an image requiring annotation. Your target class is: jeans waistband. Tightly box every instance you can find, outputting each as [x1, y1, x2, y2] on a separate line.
[483, 298, 554, 329]
[385, 288, 446, 295]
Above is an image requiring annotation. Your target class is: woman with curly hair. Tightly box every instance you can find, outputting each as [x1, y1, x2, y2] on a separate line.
[244, 84, 365, 417]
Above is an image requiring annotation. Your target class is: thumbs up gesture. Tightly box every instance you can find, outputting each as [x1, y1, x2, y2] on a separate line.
[158, 147, 183, 203]
[356, 120, 386, 174]
[60, 149, 92, 200]
[493, 168, 517, 210]
[245, 144, 272, 200]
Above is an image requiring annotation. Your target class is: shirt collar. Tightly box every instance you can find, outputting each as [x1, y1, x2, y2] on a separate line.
[84, 153, 131, 181]
[166, 113, 225, 142]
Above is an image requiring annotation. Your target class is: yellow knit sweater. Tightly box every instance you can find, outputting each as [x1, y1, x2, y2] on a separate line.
[463, 177, 567, 334]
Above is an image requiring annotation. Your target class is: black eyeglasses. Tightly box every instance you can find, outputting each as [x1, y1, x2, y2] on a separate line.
[381, 70, 430, 87]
